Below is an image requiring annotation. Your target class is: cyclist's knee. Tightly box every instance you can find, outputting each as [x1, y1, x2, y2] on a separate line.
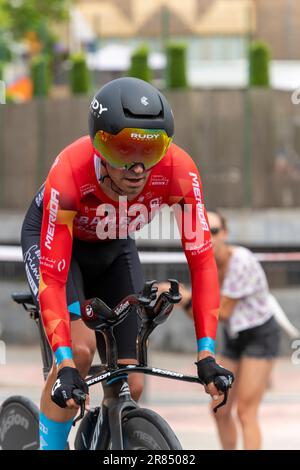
[73, 344, 95, 377]
[128, 374, 144, 401]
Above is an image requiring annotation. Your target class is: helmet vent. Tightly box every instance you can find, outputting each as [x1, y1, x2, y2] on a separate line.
[123, 107, 163, 120]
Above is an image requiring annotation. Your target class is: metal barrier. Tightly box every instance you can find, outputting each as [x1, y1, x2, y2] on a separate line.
[1, 245, 300, 264]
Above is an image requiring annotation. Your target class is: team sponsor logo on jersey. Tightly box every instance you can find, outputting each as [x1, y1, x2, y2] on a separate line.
[57, 259, 66, 272]
[80, 183, 97, 196]
[76, 215, 102, 227]
[189, 240, 212, 255]
[188, 172, 209, 232]
[150, 175, 169, 186]
[45, 188, 60, 250]
[35, 186, 45, 207]
[25, 265, 38, 296]
[24, 245, 40, 281]
[24, 244, 40, 296]
[40, 256, 56, 270]
[79, 205, 97, 216]
[149, 197, 162, 208]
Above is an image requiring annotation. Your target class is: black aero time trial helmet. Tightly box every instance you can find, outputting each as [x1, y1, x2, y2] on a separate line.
[88, 77, 174, 171]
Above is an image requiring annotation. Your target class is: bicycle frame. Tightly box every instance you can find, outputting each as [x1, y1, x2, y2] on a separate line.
[87, 378, 137, 450]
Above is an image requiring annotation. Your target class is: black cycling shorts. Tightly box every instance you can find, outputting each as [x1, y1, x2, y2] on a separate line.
[21, 196, 144, 362]
[220, 316, 281, 361]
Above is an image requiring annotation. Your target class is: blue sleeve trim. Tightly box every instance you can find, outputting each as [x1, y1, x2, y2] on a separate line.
[54, 346, 73, 366]
[197, 337, 215, 354]
[67, 301, 81, 317]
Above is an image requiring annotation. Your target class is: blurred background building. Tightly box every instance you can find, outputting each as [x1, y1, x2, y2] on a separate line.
[71, 0, 300, 60]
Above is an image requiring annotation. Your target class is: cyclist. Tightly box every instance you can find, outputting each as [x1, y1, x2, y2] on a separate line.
[21, 77, 234, 450]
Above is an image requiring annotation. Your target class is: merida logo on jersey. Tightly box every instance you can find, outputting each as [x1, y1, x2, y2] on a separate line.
[189, 172, 209, 232]
[131, 133, 160, 140]
[45, 188, 59, 250]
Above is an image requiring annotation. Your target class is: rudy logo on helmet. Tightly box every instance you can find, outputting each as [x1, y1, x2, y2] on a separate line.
[91, 98, 108, 118]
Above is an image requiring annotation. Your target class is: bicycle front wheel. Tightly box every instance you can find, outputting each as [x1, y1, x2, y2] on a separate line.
[122, 408, 182, 450]
[0, 396, 39, 450]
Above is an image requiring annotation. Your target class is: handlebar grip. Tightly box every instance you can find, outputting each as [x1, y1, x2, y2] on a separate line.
[214, 375, 231, 392]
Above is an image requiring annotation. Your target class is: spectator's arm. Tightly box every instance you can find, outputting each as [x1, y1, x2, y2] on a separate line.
[219, 296, 239, 321]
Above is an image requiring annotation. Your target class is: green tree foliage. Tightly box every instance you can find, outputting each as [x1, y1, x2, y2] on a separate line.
[249, 41, 271, 87]
[70, 53, 91, 95]
[0, 0, 69, 55]
[165, 42, 188, 89]
[0, 34, 11, 63]
[0, 0, 12, 62]
[2, 0, 68, 39]
[31, 54, 52, 97]
[129, 45, 152, 83]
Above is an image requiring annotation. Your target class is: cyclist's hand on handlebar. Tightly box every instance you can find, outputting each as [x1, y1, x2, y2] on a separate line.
[196, 356, 234, 400]
[51, 366, 90, 410]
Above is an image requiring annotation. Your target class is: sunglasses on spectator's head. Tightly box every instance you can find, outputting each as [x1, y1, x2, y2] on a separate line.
[210, 227, 222, 236]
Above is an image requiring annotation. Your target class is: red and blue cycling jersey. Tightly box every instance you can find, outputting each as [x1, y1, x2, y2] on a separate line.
[39, 136, 220, 364]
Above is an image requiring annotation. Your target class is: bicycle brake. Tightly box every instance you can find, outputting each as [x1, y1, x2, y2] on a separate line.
[138, 280, 158, 305]
[72, 389, 87, 426]
[212, 375, 232, 414]
[167, 279, 182, 303]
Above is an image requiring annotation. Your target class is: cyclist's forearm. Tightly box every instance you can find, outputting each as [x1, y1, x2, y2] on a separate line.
[190, 255, 220, 357]
[39, 279, 73, 366]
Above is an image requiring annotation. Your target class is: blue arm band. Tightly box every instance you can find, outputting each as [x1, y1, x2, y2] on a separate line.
[197, 337, 215, 354]
[54, 346, 73, 366]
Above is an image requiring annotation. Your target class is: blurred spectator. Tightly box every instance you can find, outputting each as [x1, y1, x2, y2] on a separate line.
[206, 210, 281, 450]
[158, 209, 285, 450]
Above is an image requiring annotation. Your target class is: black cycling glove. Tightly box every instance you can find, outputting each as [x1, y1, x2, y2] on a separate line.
[196, 357, 234, 389]
[51, 367, 88, 408]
